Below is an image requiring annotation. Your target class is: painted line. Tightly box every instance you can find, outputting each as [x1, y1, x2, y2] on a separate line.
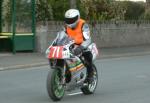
[0, 67, 5, 71]
[99, 53, 150, 62]
[0, 62, 48, 71]
[101, 52, 150, 59]
[67, 92, 82, 96]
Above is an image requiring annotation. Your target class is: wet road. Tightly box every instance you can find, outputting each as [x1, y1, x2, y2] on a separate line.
[0, 55, 150, 103]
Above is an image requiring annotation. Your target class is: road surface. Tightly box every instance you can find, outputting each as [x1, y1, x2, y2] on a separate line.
[0, 55, 150, 103]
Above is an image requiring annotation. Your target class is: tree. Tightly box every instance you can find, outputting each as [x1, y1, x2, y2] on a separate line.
[36, 0, 147, 21]
[70, 0, 76, 8]
[123, 1, 145, 20]
[142, 7, 150, 20]
[108, 1, 127, 20]
[146, 0, 150, 6]
[36, 0, 53, 21]
[36, 0, 69, 21]
[2, 0, 12, 31]
[78, 0, 111, 21]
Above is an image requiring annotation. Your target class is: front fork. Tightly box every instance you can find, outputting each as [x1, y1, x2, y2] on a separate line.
[61, 63, 66, 85]
[49, 59, 66, 85]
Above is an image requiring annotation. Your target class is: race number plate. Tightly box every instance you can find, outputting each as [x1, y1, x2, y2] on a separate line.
[48, 46, 64, 59]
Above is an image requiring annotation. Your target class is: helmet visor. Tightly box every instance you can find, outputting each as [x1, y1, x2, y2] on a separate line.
[65, 15, 78, 24]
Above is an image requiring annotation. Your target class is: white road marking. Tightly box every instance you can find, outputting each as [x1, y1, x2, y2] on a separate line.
[0, 67, 4, 71]
[67, 92, 82, 96]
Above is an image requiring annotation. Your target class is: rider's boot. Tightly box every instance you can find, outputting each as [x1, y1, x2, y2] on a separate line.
[82, 51, 94, 83]
[86, 65, 94, 82]
[84, 52, 94, 83]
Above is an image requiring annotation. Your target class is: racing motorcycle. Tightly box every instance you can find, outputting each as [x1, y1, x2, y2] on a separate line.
[46, 31, 99, 101]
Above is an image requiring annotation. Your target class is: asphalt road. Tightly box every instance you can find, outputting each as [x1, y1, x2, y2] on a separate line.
[0, 55, 150, 103]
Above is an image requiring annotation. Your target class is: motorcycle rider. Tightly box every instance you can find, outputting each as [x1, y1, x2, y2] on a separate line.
[64, 9, 93, 80]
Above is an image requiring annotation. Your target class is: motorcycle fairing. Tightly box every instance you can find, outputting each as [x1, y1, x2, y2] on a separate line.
[47, 45, 71, 59]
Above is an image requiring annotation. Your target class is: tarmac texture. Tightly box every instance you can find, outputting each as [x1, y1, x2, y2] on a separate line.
[0, 45, 150, 71]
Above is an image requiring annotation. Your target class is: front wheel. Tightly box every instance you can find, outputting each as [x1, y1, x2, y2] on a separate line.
[81, 64, 98, 94]
[47, 69, 65, 101]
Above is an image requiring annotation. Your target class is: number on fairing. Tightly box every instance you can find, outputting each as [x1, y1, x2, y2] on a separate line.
[52, 47, 60, 57]
[49, 46, 63, 59]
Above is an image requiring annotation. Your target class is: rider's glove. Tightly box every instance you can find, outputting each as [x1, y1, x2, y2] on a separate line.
[74, 46, 84, 55]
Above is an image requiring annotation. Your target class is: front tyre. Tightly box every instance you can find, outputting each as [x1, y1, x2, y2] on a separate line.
[47, 69, 65, 101]
[81, 64, 98, 94]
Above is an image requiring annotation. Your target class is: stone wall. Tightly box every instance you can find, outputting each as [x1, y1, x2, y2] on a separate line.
[36, 21, 150, 53]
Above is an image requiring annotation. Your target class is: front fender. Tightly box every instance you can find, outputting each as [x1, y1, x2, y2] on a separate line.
[49, 59, 65, 69]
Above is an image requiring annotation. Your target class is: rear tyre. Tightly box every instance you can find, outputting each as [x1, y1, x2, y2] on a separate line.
[81, 64, 98, 94]
[47, 69, 65, 101]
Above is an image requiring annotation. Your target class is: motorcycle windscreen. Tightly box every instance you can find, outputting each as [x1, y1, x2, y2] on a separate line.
[55, 31, 73, 45]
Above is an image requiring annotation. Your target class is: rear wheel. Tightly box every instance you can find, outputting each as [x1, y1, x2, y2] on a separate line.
[47, 69, 65, 101]
[81, 64, 98, 94]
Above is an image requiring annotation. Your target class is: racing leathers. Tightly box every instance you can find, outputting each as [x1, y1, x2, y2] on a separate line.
[65, 19, 93, 79]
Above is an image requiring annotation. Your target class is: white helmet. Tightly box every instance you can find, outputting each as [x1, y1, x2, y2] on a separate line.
[65, 9, 80, 28]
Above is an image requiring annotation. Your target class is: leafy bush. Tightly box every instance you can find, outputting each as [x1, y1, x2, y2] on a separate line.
[35, 0, 147, 21]
[36, 0, 69, 21]
[143, 7, 150, 20]
[123, 1, 145, 20]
